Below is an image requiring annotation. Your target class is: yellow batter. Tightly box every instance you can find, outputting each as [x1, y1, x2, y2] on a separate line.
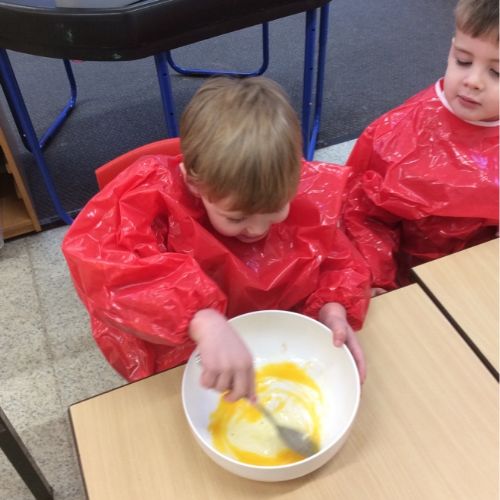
[209, 361, 323, 466]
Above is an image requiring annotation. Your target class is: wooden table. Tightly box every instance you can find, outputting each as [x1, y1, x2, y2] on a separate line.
[69, 285, 498, 500]
[413, 239, 499, 377]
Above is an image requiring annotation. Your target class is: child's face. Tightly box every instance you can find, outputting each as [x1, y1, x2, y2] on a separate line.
[201, 195, 290, 243]
[443, 29, 499, 122]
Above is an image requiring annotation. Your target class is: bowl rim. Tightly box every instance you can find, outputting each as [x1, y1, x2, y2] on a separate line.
[181, 309, 361, 470]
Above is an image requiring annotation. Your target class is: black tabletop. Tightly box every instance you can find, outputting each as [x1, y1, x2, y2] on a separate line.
[2, 0, 146, 9]
[0, 0, 330, 61]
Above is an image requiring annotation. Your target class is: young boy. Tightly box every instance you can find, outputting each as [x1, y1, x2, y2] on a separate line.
[342, 0, 499, 291]
[62, 77, 371, 401]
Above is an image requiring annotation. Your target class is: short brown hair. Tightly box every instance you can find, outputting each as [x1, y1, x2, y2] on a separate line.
[180, 76, 302, 214]
[455, 0, 499, 40]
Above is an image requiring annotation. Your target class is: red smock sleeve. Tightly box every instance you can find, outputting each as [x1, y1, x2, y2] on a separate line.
[62, 156, 227, 378]
[292, 162, 371, 329]
[297, 227, 371, 330]
[342, 124, 401, 290]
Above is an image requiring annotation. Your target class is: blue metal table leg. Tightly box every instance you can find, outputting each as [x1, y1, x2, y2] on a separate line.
[166, 23, 270, 78]
[302, 4, 329, 160]
[306, 4, 329, 160]
[154, 52, 178, 137]
[302, 9, 317, 159]
[38, 59, 77, 150]
[1, 58, 77, 153]
[158, 4, 329, 158]
[0, 49, 73, 224]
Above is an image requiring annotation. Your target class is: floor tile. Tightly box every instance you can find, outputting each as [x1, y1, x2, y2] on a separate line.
[313, 139, 356, 164]
[55, 348, 125, 409]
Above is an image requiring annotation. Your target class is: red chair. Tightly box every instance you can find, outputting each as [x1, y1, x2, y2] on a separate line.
[95, 137, 181, 190]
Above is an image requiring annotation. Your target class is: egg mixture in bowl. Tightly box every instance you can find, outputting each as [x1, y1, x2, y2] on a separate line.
[182, 310, 361, 482]
[209, 361, 323, 466]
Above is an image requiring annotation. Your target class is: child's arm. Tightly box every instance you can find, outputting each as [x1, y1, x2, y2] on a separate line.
[62, 197, 257, 394]
[64, 243, 228, 348]
[298, 228, 371, 331]
[318, 302, 366, 383]
[189, 309, 256, 402]
[296, 228, 371, 381]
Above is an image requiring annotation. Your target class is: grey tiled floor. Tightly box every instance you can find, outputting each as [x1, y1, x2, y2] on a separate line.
[0, 227, 125, 500]
[0, 141, 355, 499]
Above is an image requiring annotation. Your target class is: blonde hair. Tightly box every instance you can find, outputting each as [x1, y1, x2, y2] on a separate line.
[455, 0, 499, 40]
[180, 76, 302, 214]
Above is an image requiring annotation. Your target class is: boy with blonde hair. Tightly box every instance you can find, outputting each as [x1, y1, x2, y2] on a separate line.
[63, 77, 371, 400]
[342, 0, 499, 291]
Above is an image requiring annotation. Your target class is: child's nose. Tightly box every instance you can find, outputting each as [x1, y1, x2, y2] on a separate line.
[464, 68, 484, 90]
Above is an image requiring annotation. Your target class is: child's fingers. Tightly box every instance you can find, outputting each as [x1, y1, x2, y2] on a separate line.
[200, 369, 218, 389]
[214, 371, 232, 393]
[224, 369, 251, 402]
[331, 320, 348, 347]
[346, 332, 366, 384]
[246, 366, 257, 403]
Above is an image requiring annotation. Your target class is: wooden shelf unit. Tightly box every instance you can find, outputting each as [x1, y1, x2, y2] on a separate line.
[0, 126, 41, 239]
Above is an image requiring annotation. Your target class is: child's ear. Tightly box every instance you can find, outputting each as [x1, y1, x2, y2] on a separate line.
[179, 162, 202, 197]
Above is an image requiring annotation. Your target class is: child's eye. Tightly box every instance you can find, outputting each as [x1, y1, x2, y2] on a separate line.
[490, 69, 499, 78]
[456, 59, 471, 66]
[226, 216, 246, 223]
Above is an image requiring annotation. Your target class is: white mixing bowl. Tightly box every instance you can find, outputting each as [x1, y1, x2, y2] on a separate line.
[182, 310, 360, 481]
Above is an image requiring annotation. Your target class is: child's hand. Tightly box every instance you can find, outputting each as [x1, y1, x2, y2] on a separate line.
[189, 308, 256, 402]
[318, 302, 366, 384]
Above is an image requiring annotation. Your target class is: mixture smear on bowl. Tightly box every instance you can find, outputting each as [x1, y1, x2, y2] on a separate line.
[209, 361, 323, 466]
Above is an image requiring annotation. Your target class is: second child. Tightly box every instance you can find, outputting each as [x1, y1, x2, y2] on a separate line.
[342, 0, 499, 291]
